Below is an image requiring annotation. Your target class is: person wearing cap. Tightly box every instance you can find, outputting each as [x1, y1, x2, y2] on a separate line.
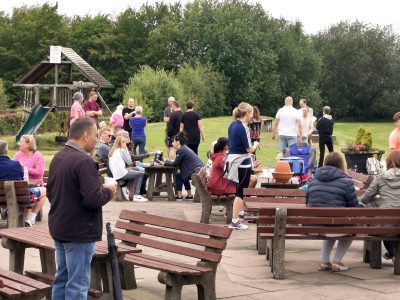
[316, 106, 334, 167]
[69, 92, 85, 126]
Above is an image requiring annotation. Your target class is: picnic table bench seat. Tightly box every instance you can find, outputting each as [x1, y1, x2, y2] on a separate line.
[257, 207, 400, 279]
[191, 167, 234, 224]
[114, 209, 232, 300]
[0, 267, 50, 300]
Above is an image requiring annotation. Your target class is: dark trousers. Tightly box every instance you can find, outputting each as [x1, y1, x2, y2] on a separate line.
[175, 173, 191, 192]
[318, 136, 334, 167]
[384, 241, 394, 257]
[187, 143, 199, 155]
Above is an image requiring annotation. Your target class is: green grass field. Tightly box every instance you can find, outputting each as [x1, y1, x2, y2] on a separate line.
[2, 117, 394, 169]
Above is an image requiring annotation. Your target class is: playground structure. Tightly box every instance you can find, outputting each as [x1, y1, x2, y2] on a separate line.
[13, 47, 113, 141]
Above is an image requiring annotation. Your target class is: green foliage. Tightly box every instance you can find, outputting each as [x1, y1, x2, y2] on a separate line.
[0, 78, 7, 109]
[123, 66, 184, 122]
[355, 126, 373, 149]
[355, 126, 366, 145]
[177, 63, 228, 117]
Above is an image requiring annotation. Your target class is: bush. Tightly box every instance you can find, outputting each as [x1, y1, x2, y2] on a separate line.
[0, 79, 8, 110]
[123, 66, 184, 122]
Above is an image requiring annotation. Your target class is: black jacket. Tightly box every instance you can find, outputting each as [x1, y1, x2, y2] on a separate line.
[306, 166, 358, 208]
[316, 116, 334, 137]
[48, 142, 113, 242]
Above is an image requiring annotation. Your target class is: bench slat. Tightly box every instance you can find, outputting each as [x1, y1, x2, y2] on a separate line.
[260, 233, 400, 241]
[119, 210, 232, 239]
[113, 230, 222, 263]
[124, 254, 202, 275]
[244, 197, 305, 204]
[116, 220, 227, 250]
[0, 269, 49, 290]
[244, 188, 306, 197]
[284, 208, 400, 217]
[0, 286, 21, 298]
[284, 226, 400, 234]
[0, 277, 37, 295]
[284, 217, 400, 225]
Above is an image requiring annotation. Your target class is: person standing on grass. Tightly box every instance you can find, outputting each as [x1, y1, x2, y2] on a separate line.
[272, 96, 302, 158]
[47, 117, 116, 299]
[225, 102, 259, 230]
[167, 100, 183, 159]
[316, 106, 334, 167]
[180, 101, 205, 155]
[129, 106, 147, 155]
[122, 98, 135, 141]
[70, 92, 85, 126]
[389, 112, 400, 151]
[249, 106, 262, 158]
[83, 91, 102, 127]
[306, 152, 358, 272]
[163, 96, 174, 155]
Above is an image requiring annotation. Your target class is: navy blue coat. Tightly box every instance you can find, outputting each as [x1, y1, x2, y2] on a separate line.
[164, 145, 204, 181]
[306, 166, 358, 207]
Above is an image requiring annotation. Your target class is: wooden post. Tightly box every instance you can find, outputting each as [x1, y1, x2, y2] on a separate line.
[272, 208, 287, 279]
[393, 242, 400, 275]
[146, 170, 156, 201]
[4, 181, 23, 228]
[369, 241, 382, 269]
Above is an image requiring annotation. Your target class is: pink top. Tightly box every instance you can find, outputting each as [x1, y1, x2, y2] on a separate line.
[70, 102, 85, 125]
[13, 151, 45, 186]
[389, 128, 400, 150]
[111, 114, 124, 127]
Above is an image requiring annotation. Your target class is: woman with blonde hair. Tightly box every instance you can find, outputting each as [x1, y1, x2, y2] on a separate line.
[306, 152, 358, 271]
[13, 135, 45, 186]
[360, 150, 400, 261]
[108, 135, 147, 202]
[224, 102, 259, 230]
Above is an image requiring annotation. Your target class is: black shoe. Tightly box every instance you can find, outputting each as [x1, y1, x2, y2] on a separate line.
[185, 195, 193, 200]
[175, 195, 183, 200]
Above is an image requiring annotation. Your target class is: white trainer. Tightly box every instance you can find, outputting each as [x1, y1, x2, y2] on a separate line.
[133, 195, 149, 202]
[121, 187, 130, 200]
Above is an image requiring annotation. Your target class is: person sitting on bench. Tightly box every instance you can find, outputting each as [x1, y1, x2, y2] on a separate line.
[306, 151, 358, 271]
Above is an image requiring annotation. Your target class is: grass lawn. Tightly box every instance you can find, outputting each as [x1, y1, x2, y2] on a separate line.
[1, 117, 394, 169]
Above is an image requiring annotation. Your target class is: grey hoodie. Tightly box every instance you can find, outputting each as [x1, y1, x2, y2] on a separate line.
[360, 168, 400, 207]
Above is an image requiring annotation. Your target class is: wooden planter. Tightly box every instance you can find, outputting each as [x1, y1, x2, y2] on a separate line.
[341, 150, 385, 174]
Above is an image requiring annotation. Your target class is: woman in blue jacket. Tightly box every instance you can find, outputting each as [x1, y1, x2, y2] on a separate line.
[159, 132, 204, 199]
[306, 152, 358, 272]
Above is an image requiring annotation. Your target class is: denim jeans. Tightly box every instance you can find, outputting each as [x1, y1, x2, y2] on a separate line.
[120, 169, 144, 195]
[52, 240, 96, 300]
[175, 173, 191, 192]
[278, 135, 298, 152]
[132, 136, 146, 155]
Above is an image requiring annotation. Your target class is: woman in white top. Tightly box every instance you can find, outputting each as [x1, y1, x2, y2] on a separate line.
[108, 135, 148, 202]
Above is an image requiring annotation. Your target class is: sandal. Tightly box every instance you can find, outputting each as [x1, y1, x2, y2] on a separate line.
[318, 262, 332, 271]
[332, 262, 348, 272]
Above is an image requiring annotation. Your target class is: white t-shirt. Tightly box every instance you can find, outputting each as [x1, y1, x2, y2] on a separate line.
[276, 106, 301, 137]
[108, 148, 128, 180]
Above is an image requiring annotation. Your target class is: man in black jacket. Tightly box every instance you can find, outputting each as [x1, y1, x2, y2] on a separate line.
[167, 100, 183, 159]
[316, 106, 334, 167]
[48, 117, 116, 299]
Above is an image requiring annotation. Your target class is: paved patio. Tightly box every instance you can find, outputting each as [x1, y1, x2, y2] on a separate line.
[1, 199, 400, 299]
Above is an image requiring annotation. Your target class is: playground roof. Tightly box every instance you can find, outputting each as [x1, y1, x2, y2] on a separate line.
[15, 47, 113, 88]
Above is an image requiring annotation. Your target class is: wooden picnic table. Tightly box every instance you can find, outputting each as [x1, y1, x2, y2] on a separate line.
[144, 165, 177, 201]
[0, 225, 141, 295]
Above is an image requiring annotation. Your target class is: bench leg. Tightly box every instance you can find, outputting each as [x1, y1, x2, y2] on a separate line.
[146, 172, 156, 201]
[165, 172, 175, 201]
[225, 200, 233, 224]
[200, 202, 212, 224]
[272, 208, 287, 279]
[119, 263, 137, 290]
[197, 275, 216, 300]
[258, 237, 267, 255]
[39, 249, 56, 275]
[393, 242, 400, 275]
[363, 241, 371, 263]
[369, 241, 382, 269]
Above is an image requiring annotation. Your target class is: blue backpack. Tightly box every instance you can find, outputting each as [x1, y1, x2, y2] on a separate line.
[280, 156, 305, 175]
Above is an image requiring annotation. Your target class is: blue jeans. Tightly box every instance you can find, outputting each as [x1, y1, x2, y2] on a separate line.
[121, 169, 144, 195]
[175, 173, 191, 192]
[132, 136, 146, 155]
[278, 135, 298, 152]
[52, 240, 96, 300]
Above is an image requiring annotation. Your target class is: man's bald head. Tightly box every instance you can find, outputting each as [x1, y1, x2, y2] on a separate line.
[284, 96, 293, 106]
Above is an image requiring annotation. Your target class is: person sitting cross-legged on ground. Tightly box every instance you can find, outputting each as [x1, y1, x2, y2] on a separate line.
[306, 151, 359, 271]
[0, 140, 46, 226]
[108, 135, 148, 202]
[360, 150, 400, 262]
[157, 132, 204, 200]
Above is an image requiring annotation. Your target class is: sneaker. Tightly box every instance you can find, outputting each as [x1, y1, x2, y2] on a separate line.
[121, 187, 130, 200]
[25, 219, 35, 227]
[0, 208, 7, 220]
[229, 221, 248, 230]
[184, 195, 193, 200]
[133, 195, 149, 202]
[175, 195, 183, 200]
[383, 252, 395, 262]
[332, 262, 348, 272]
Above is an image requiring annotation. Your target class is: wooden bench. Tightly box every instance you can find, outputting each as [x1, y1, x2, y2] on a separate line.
[191, 167, 234, 224]
[347, 169, 374, 191]
[113, 210, 232, 300]
[0, 267, 50, 299]
[95, 159, 127, 201]
[257, 207, 400, 279]
[0, 181, 37, 228]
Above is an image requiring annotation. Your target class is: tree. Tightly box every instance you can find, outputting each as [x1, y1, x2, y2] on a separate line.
[314, 21, 400, 120]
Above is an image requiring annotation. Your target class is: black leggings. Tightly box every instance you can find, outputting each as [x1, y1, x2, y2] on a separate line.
[319, 136, 334, 167]
[236, 167, 252, 198]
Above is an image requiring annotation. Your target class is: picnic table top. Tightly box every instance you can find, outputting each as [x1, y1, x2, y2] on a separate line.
[0, 225, 140, 257]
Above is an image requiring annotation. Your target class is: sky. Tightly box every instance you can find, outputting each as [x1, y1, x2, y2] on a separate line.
[1, 0, 400, 34]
